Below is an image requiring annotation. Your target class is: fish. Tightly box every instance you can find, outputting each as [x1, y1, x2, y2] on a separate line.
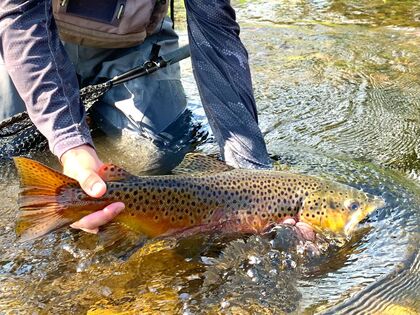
[13, 154, 386, 243]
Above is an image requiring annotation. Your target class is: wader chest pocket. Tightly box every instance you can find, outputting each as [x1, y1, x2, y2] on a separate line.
[53, 0, 169, 48]
[58, 0, 126, 25]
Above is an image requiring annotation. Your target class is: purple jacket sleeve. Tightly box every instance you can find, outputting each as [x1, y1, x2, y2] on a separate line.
[0, 0, 93, 158]
[185, 0, 272, 169]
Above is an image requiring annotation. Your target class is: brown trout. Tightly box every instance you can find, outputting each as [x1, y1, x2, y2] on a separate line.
[13, 154, 385, 242]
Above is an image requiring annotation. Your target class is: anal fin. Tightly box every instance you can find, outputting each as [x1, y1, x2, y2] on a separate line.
[99, 222, 141, 248]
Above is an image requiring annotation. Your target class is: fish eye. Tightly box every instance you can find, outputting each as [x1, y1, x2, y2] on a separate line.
[346, 200, 360, 211]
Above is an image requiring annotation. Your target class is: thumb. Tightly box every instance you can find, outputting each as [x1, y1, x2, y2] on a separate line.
[78, 170, 107, 198]
[60, 145, 106, 198]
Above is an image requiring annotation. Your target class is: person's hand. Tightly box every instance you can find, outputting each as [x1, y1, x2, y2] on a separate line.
[60, 144, 125, 234]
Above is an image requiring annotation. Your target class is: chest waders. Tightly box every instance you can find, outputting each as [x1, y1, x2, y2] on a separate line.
[0, 44, 190, 161]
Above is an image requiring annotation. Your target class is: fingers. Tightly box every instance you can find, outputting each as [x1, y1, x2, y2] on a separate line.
[60, 145, 125, 234]
[295, 222, 316, 242]
[283, 218, 296, 225]
[70, 202, 125, 233]
[282, 218, 315, 242]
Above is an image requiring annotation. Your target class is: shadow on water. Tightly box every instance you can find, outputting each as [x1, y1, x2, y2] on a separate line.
[1, 0, 420, 314]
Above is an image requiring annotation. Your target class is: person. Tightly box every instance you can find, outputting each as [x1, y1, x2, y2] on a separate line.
[0, 0, 272, 234]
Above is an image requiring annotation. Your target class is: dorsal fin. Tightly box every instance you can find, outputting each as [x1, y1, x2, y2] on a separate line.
[98, 163, 137, 182]
[172, 153, 233, 176]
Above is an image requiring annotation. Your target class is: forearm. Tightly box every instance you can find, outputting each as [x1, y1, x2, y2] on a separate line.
[0, 0, 93, 158]
[185, 0, 271, 169]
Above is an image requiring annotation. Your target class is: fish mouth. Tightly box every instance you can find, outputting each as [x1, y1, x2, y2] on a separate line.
[344, 196, 386, 236]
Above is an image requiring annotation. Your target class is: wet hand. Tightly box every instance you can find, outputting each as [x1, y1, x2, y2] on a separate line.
[60, 144, 125, 234]
[69, 203, 125, 234]
[283, 218, 316, 242]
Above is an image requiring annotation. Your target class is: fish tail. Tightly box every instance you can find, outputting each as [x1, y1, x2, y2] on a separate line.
[13, 157, 79, 241]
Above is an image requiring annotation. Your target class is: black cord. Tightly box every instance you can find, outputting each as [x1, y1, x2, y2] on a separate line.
[170, 0, 175, 29]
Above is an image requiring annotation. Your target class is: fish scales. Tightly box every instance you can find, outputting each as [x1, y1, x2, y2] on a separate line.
[101, 171, 322, 235]
[13, 156, 385, 242]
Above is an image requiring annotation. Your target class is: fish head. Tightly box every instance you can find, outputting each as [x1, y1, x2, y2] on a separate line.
[299, 181, 386, 236]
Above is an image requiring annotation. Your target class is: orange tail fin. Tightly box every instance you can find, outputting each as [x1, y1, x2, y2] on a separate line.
[13, 157, 79, 241]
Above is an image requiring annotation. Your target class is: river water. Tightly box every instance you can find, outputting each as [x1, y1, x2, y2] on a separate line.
[0, 1, 419, 314]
